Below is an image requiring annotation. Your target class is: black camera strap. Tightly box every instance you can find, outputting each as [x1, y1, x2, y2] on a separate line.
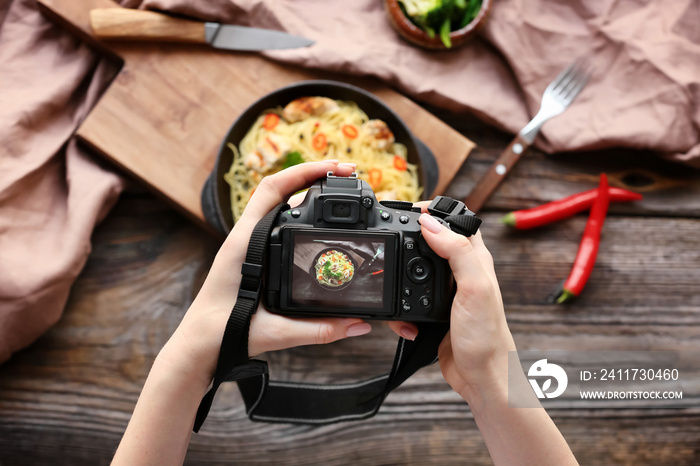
[194, 199, 480, 431]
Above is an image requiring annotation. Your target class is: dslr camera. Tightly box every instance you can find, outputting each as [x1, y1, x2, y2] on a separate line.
[264, 173, 481, 322]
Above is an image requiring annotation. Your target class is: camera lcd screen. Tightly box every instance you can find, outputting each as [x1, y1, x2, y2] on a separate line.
[289, 231, 395, 310]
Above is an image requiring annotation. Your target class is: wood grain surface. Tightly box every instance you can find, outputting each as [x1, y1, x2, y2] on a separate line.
[1, 108, 699, 464]
[464, 133, 532, 213]
[37, 0, 474, 233]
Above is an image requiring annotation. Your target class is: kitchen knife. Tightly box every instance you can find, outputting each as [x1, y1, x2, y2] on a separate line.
[89, 8, 314, 51]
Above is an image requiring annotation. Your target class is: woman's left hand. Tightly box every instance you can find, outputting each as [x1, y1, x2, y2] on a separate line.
[161, 161, 415, 386]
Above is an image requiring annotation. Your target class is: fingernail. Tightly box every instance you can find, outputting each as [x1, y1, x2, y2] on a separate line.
[324, 159, 340, 164]
[338, 162, 357, 168]
[400, 326, 418, 341]
[346, 322, 372, 337]
[419, 214, 443, 233]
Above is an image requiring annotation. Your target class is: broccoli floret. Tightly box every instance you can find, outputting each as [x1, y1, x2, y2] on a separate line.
[399, 0, 441, 38]
[400, 0, 442, 19]
[399, 0, 457, 46]
[398, 0, 482, 48]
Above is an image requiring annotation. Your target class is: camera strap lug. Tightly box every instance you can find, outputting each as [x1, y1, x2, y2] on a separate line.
[444, 213, 482, 237]
[428, 196, 482, 237]
[241, 261, 263, 279]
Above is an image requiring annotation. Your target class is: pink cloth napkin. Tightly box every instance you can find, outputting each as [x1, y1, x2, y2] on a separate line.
[252, 0, 700, 164]
[1, 0, 698, 363]
[0, 0, 123, 362]
[145, 0, 700, 163]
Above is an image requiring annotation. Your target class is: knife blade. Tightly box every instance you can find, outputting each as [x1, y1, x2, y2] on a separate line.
[89, 8, 314, 51]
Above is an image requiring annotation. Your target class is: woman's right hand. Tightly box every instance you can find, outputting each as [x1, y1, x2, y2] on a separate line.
[416, 213, 516, 407]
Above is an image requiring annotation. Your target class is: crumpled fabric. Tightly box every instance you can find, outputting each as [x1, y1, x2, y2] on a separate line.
[0, 0, 123, 363]
[142, 0, 700, 163]
[1, 0, 698, 363]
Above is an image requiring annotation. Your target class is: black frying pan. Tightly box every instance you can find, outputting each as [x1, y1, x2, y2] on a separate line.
[201, 80, 439, 235]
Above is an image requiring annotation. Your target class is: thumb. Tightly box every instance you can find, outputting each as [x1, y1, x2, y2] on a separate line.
[418, 213, 505, 337]
[248, 310, 372, 357]
[418, 213, 487, 285]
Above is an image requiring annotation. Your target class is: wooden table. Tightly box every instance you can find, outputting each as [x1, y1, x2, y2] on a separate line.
[1, 107, 699, 465]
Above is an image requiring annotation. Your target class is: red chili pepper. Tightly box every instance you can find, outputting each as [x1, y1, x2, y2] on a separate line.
[502, 187, 642, 230]
[368, 168, 382, 189]
[262, 113, 280, 130]
[557, 174, 611, 303]
[342, 124, 359, 139]
[312, 133, 327, 151]
[393, 155, 407, 171]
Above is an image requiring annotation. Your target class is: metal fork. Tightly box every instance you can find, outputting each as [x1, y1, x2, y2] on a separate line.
[464, 58, 592, 212]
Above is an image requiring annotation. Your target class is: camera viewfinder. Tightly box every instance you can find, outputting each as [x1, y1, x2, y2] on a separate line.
[322, 199, 360, 224]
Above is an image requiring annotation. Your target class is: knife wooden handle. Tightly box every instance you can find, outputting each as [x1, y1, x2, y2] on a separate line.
[90, 8, 206, 43]
[463, 134, 531, 213]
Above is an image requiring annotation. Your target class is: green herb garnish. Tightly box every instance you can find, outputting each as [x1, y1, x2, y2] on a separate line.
[323, 261, 343, 280]
[282, 151, 304, 169]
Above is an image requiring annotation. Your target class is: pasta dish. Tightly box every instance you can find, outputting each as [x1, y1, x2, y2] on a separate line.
[224, 96, 422, 222]
[314, 249, 355, 288]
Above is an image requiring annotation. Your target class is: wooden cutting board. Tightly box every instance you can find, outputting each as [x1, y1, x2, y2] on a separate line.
[38, 0, 474, 232]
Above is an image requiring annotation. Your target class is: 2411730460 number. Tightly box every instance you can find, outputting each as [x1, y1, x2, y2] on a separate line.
[597, 368, 679, 381]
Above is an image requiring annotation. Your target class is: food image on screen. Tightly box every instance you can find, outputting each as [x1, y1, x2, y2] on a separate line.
[291, 232, 389, 310]
[314, 249, 355, 289]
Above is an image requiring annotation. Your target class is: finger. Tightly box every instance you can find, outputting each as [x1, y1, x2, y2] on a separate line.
[238, 161, 355, 227]
[218, 161, 354, 260]
[414, 203, 494, 276]
[418, 213, 492, 287]
[418, 211, 497, 283]
[413, 202, 494, 273]
[386, 321, 419, 341]
[414, 201, 489, 256]
[413, 200, 430, 213]
[467, 230, 490, 258]
[288, 190, 309, 208]
[248, 309, 371, 357]
[463, 230, 496, 280]
[436, 334, 468, 394]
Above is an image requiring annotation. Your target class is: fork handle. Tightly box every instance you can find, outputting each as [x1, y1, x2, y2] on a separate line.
[463, 134, 531, 212]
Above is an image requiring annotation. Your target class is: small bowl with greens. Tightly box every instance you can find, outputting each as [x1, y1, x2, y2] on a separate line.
[385, 0, 491, 50]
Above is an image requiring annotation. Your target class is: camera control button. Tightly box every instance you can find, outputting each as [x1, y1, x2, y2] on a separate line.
[291, 209, 301, 218]
[419, 296, 432, 308]
[402, 301, 412, 312]
[404, 240, 415, 250]
[403, 287, 412, 297]
[399, 215, 409, 224]
[380, 211, 391, 221]
[362, 196, 374, 208]
[407, 257, 431, 283]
